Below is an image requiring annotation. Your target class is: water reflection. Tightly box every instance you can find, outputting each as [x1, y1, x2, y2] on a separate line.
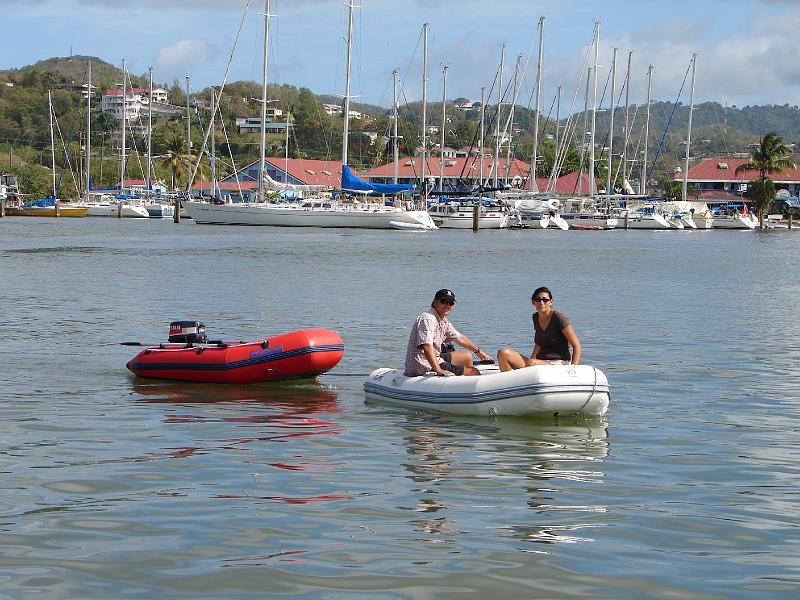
[131, 379, 342, 413]
[397, 414, 609, 547]
[131, 380, 343, 462]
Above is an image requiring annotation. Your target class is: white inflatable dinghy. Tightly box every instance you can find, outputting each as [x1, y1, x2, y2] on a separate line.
[364, 362, 610, 417]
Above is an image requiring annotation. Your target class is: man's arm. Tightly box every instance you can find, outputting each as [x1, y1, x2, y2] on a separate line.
[421, 343, 451, 376]
[455, 334, 492, 362]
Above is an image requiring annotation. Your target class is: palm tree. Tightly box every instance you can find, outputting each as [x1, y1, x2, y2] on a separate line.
[735, 132, 796, 227]
[156, 129, 192, 191]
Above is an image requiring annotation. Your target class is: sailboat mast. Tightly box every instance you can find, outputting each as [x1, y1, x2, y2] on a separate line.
[285, 110, 290, 186]
[493, 43, 505, 188]
[479, 86, 485, 187]
[420, 22, 428, 205]
[641, 64, 653, 195]
[48, 90, 56, 198]
[622, 51, 632, 192]
[147, 66, 153, 194]
[606, 47, 617, 196]
[259, 0, 271, 201]
[682, 53, 697, 202]
[589, 20, 600, 196]
[506, 54, 520, 185]
[392, 69, 399, 184]
[553, 84, 561, 186]
[85, 60, 92, 202]
[186, 76, 191, 191]
[530, 16, 544, 193]
[341, 0, 354, 167]
[210, 88, 216, 198]
[439, 66, 447, 194]
[121, 58, 127, 194]
[579, 67, 590, 195]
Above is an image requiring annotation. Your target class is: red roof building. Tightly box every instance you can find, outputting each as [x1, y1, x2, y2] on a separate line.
[675, 157, 800, 197]
[534, 172, 600, 195]
[222, 158, 349, 190]
[363, 156, 531, 188]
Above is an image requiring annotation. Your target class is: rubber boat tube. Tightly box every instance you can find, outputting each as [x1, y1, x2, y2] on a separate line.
[364, 363, 610, 417]
[127, 328, 344, 384]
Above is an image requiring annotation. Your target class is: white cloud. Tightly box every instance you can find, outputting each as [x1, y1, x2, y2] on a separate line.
[153, 40, 215, 80]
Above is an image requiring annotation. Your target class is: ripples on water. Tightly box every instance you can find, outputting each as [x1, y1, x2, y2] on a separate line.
[1, 218, 800, 598]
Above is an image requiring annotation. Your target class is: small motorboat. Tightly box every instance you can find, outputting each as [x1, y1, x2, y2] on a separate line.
[364, 362, 609, 417]
[126, 321, 344, 384]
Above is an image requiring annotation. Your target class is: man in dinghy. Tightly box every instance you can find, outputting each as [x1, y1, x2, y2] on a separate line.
[405, 289, 493, 377]
[497, 286, 582, 371]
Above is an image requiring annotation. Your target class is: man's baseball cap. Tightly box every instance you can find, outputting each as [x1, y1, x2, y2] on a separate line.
[434, 289, 457, 303]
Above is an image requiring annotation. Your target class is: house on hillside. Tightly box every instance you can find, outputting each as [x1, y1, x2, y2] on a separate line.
[235, 117, 293, 135]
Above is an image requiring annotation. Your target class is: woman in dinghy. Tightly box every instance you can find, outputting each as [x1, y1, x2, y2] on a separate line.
[497, 287, 582, 371]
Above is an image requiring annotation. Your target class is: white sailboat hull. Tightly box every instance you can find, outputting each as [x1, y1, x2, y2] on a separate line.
[622, 212, 673, 229]
[145, 202, 176, 218]
[183, 201, 437, 229]
[84, 202, 150, 218]
[562, 214, 618, 229]
[712, 215, 756, 229]
[430, 213, 509, 229]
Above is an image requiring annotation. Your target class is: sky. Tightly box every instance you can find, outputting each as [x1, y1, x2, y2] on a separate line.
[2, 0, 799, 113]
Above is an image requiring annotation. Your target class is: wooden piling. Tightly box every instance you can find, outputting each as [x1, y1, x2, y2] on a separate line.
[174, 198, 181, 223]
[54, 199, 60, 218]
[118, 201, 123, 218]
[0, 199, 5, 218]
[789, 215, 793, 230]
[473, 203, 480, 232]
[624, 212, 629, 230]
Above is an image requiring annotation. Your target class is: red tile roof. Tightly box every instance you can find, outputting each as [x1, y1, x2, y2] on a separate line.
[677, 157, 800, 183]
[267, 158, 345, 187]
[534, 172, 599, 195]
[362, 156, 530, 181]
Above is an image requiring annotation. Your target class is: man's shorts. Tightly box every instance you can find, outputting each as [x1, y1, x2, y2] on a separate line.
[439, 358, 464, 376]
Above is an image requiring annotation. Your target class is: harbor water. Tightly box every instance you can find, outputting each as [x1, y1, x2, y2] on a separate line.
[1, 218, 799, 599]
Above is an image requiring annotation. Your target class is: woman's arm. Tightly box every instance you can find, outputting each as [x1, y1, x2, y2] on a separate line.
[562, 325, 581, 365]
[529, 344, 541, 360]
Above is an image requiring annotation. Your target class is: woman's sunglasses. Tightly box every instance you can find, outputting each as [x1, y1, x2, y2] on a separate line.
[532, 297, 551, 303]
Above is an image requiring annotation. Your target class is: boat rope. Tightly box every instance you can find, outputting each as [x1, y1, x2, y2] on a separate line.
[577, 365, 599, 413]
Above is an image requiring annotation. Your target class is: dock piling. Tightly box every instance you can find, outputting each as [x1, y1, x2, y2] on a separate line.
[174, 198, 181, 223]
[473, 204, 480, 232]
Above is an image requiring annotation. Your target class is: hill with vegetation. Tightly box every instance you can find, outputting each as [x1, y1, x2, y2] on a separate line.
[1, 56, 799, 199]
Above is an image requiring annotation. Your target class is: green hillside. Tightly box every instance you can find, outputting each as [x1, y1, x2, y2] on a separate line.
[1, 55, 798, 199]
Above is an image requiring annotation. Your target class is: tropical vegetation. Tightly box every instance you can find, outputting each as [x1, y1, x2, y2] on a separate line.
[1, 56, 799, 201]
[735, 132, 796, 227]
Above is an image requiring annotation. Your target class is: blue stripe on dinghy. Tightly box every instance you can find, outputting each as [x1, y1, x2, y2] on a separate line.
[131, 345, 344, 372]
[363, 380, 609, 405]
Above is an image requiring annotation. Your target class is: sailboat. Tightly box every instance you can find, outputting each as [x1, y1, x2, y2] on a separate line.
[10, 91, 87, 217]
[183, 0, 436, 230]
[79, 60, 150, 218]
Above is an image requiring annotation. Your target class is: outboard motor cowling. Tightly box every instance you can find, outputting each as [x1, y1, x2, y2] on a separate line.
[169, 320, 207, 344]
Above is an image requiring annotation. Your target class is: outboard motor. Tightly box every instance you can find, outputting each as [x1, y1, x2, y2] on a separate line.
[168, 321, 207, 344]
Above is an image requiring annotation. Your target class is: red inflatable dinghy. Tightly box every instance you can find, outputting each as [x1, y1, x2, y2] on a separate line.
[126, 325, 344, 384]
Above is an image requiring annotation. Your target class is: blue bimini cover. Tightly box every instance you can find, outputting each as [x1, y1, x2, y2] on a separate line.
[25, 197, 57, 208]
[341, 165, 411, 195]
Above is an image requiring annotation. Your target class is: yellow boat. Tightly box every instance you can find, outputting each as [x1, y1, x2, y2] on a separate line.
[7, 199, 88, 217]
